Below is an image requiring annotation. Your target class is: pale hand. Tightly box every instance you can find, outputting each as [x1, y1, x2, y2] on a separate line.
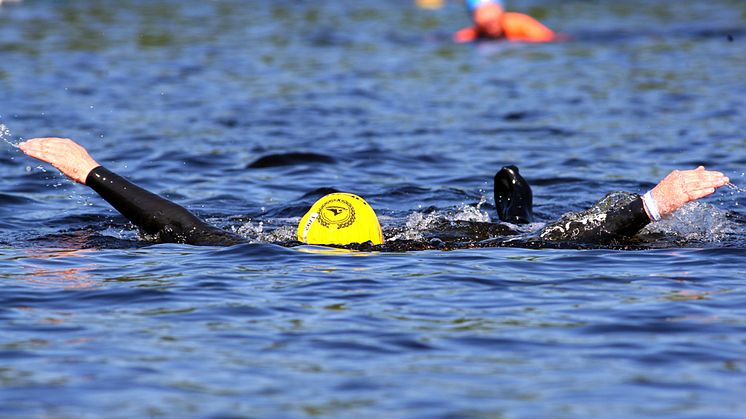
[19, 137, 100, 184]
[651, 166, 729, 218]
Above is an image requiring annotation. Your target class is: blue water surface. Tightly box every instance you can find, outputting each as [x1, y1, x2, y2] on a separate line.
[1, 0, 746, 417]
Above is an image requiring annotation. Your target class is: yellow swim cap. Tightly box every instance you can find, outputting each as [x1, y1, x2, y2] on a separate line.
[297, 193, 384, 245]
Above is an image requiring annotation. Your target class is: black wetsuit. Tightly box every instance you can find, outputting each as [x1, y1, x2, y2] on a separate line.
[85, 166, 651, 247]
[538, 192, 651, 243]
[87, 167, 243, 246]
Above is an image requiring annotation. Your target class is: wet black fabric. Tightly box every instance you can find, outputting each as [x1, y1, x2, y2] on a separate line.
[494, 165, 534, 224]
[603, 197, 651, 237]
[539, 194, 650, 243]
[86, 166, 243, 246]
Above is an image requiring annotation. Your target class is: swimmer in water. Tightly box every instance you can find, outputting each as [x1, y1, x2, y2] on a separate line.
[18, 137, 729, 247]
[492, 165, 728, 244]
[454, 0, 557, 43]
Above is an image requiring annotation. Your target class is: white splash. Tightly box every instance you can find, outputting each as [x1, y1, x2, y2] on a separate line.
[388, 211, 439, 241]
[234, 219, 297, 242]
[388, 197, 492, 241]
[642, 201, 734, 242]
[235, 220, 264, 239]
[0, 124, 18, 148]
[453, 195, 492, 223]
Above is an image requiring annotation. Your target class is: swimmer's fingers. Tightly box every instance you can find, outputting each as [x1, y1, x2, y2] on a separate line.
[681, 166, 727, 180]
[20, 138, 70, 163]
[19, 137, 99, 184]
[18, 138, 49, 158]
[683, 177, 729, 192]
[685, 187, 717, 201]
[681, 168, 729, 194]
[20, 137, 76, 165]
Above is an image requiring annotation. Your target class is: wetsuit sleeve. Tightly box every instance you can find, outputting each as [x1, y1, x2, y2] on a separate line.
[86, 166, 243, 246]
[539, 195, 651, 243]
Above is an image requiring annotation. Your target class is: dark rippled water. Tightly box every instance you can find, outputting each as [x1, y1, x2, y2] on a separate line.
[2, 0, 746, 417]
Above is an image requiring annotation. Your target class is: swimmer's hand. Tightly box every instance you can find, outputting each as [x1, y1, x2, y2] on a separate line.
[19, 137, 100, 184]
[651, 166, 729, 218]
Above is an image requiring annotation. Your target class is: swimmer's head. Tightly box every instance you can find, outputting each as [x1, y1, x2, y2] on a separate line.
[466, 0, 503, 12]
[297, 193, 384, 246]
[474, 3, 505, 38]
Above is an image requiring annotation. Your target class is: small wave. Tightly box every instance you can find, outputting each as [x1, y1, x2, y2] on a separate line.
[465, 126, 575, 137]
[247, 152, 337, 168]
[570, 27, 746, 43]
[0, 193, 33, 205]
[300, 187, 341, 199]
[208, 242, 297, 259]
[501, 110, 544, 122]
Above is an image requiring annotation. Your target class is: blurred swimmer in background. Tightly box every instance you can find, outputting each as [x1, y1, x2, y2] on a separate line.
[454, 0, 556, 43]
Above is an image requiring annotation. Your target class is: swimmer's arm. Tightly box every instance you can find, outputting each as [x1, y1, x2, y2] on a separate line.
[538, 196, 649, 243]
[85, 167, 243, 245]
[19, 137, 243, 245]
[540, 167, 729, 242]
[596, 196, 650, 239]
[597, 166, 728, 238]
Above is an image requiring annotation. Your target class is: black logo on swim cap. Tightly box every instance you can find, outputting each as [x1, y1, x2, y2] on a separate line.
[318, 198, 356, 229]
